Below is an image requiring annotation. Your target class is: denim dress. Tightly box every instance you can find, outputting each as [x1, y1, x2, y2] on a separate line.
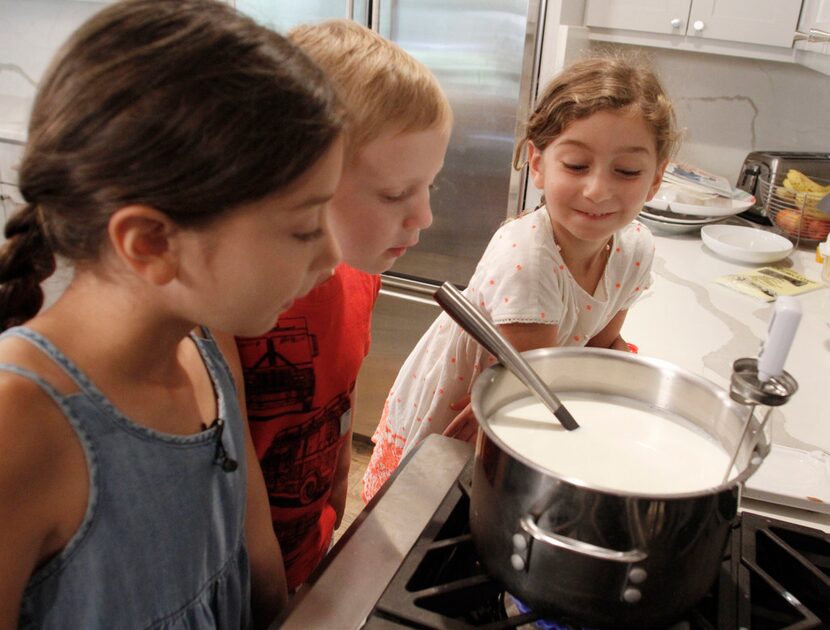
[2, 327, 251, 629]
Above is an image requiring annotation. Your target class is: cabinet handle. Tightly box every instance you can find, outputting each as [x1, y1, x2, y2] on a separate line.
[692, 20, 705, 33]
[670, 18, 681, 29]
[793, 28, 830, 44]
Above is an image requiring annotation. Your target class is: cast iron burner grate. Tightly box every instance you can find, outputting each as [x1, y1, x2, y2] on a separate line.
[362, 466, 830, 629]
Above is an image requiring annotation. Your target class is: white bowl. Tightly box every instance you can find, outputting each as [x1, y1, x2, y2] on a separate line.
[701, 225, 794, 264]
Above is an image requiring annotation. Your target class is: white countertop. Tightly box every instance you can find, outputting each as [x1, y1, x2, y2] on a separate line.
[626, 219, 830, 532]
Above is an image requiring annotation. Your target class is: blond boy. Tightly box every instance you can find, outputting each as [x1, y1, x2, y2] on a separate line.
[234, 20, 452, 591]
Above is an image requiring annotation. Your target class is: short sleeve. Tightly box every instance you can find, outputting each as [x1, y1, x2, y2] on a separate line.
[618, 221, 655, 311]
[468, 209, 565, 326]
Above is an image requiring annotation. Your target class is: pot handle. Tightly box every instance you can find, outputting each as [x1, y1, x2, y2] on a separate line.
[516, 514, 648, 565]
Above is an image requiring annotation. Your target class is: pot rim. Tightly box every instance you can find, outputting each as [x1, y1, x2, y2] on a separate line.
[471, 346, 766, 500]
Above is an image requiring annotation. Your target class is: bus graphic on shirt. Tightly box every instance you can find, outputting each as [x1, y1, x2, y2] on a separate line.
[261, 392, 351, 507]
[238, 317, 318, 419]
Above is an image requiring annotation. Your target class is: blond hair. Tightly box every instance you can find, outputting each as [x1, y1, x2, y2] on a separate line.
[289, 20, 452, 155]
[514, 53, 679, 170]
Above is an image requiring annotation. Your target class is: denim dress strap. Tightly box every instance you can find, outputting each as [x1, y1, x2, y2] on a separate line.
[1, 326, 252, 629]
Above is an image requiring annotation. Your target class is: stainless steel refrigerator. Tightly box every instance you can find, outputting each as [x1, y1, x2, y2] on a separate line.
[233, 0, 548, 437]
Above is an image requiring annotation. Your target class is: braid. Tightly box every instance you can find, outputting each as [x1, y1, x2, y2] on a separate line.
[0, 203, 56, 330]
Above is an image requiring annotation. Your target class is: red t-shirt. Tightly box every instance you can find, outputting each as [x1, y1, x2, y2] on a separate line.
[236, 264, 381, 590]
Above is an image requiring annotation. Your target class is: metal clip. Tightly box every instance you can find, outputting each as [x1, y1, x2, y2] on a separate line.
[793, 28, 830, 44]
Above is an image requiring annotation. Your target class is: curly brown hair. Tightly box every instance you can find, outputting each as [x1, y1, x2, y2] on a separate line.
[514, 52, 680, 171]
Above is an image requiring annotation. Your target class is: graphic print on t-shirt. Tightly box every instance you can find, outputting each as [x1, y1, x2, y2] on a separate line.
[238, 265, 380, 589]
[260, 392, 351, 509]
[237, 317, 319, 419]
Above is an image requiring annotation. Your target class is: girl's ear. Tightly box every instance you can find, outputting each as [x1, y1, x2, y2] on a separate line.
[107, 205, 180, 285]
[527, 141, 546, 190]
[646, 160, 668, 202]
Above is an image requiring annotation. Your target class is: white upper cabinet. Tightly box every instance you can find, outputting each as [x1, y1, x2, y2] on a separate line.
[584, 0, 693, 36]
[793, 0, 830, 74]
[583, 0, 804, 62]
[686, 0, 802, 48]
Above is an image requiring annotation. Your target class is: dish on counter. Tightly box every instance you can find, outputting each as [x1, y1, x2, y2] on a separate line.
[701, 224, 794, 264]
[743, 445, 830, 515]
[639, 214, 704, 235]
[646, 182, 755, 217]
[642, 206, 725, 225]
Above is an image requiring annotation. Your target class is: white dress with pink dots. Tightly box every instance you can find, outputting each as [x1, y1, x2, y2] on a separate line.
[361, 206, 654, 502]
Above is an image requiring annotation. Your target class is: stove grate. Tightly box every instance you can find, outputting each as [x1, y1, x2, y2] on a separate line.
[363, 479, 830, 629]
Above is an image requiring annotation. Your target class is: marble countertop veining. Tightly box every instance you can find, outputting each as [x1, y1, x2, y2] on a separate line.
[625, 223, 829, 454]
[625, 220, 830, 531]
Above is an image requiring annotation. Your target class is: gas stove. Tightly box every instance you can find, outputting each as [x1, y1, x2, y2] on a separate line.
[275, 435, 830, 629]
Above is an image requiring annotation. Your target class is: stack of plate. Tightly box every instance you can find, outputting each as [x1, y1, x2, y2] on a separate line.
[639, 182, 756, 234]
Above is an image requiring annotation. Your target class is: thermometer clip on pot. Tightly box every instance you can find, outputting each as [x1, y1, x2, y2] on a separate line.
[723, 296, 801, 483]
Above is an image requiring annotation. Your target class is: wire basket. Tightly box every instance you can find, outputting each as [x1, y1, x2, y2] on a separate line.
[758, 171, 830, 247]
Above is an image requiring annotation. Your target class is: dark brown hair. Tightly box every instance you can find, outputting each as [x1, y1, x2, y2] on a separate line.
[0, 0, 343, 330]
[514, 52, 679, 170]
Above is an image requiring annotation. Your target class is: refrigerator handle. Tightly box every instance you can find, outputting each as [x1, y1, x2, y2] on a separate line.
[507, 0, 546, 218]
[370, 0, 393, 38]
[370, 0, 380, 32]
[379, 274, 442, 307]
[346, 0, 354, 20]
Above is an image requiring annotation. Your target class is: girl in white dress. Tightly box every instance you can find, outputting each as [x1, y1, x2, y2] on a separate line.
[362, 54, 680, 502]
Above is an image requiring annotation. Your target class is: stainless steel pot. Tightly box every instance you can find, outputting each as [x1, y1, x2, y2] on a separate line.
[469, 347, 770, 628]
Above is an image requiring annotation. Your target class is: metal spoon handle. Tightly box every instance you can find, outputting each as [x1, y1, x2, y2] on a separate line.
[433, 282, 579, 431]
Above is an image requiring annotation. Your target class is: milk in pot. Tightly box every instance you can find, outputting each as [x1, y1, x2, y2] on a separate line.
[489, 395, 737, 494]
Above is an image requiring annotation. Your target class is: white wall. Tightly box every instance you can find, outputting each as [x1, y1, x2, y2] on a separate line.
[0, 1, 107, 97]
[641, 46, 830, 184]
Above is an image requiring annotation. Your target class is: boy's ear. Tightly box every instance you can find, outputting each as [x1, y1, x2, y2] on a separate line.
[107, 205, 180, 285]
[645, 160, 668, 202]
[527, 141, 545, 190]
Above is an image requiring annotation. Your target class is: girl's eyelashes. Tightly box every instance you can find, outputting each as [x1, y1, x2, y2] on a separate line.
[382, 183, 437, 202]
[561, 162, 643, 177]
[293, 228, 325, 242]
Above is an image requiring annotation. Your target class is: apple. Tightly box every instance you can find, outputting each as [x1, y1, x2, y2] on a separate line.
[773, 208, 830, 241]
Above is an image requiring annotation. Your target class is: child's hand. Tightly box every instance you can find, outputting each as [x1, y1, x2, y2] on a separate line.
[442, 395, 479, 443]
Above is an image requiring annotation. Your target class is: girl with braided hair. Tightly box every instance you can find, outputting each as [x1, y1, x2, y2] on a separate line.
[0, 1, 343, 627]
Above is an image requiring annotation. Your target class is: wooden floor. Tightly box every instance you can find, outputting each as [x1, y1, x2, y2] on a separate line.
[332, 437, 374, 544]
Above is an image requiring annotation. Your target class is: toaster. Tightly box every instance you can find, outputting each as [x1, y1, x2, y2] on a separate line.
[736, 151, 830, 223]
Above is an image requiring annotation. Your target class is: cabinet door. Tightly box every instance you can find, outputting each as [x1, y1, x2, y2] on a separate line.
[584, 0, 691, 35]
[688, 0, 802, 47]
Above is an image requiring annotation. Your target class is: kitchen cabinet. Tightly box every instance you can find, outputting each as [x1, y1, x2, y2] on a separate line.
[794, 0, 830, 75]
[582, 0, 805, 63]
